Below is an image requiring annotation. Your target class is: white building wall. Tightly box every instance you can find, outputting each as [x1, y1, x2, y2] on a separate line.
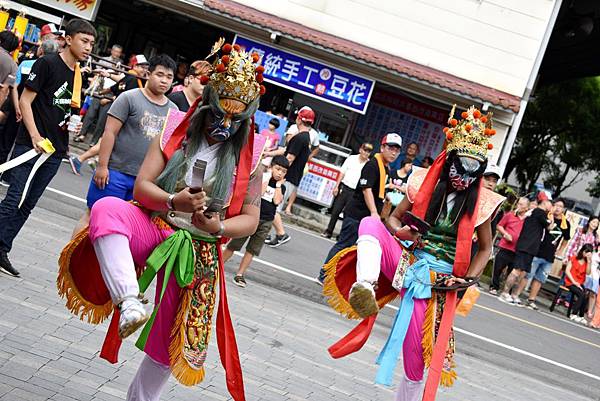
[231, 0, 557, 97]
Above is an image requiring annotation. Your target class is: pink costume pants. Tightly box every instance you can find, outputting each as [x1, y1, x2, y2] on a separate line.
[357, 216, 427, 400]
[89, 197, 182, 400]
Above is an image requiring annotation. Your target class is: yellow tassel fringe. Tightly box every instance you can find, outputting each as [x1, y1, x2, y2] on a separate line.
[168, 290, 206, 386]
[57, 227, 113, 324]
[322, 246, 398, 320]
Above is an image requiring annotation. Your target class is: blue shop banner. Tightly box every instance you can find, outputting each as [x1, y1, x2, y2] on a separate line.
[234, 36, 375, 114]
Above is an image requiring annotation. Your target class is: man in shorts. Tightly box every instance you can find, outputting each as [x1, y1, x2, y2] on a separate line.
[499, 192, 553, 306]
[512, 198, 570, 309]
[222, 155, 289, 287]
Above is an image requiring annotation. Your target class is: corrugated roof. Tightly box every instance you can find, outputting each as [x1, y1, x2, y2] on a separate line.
[205, 0, 521, 112]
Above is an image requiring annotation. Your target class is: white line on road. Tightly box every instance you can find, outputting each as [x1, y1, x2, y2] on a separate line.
[41, 185, 600, 382]
[234, 251, 600, 382]
[47, 186, 87, 203]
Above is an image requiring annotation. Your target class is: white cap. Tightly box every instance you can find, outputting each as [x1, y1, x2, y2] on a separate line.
[483, 164, 502, 179]
[381, 132, 402, 147]
[134, 55, 148, 65]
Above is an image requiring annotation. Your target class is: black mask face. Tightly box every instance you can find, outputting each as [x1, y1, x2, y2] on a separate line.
[206, 105, 243, 142]
[448, 156, 483, 191]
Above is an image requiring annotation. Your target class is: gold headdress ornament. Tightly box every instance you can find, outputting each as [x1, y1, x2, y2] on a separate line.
[199, 38, 265, 105]
[443, 105, 496, 162]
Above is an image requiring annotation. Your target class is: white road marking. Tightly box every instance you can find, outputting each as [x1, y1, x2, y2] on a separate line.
[37, 184, 600, 382]
[233, 251, 600, 382]
[47, 187, 87, 203]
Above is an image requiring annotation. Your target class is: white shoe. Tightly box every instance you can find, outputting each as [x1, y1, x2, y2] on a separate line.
[512, 297, 524, 307]
[569, 315, 584, 324]
[118, 297, 149, 339]
[348, 281, 378, 318]
[498, 293, 513, 304]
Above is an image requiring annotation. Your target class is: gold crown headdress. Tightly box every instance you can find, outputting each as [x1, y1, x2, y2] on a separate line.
[443, 105, 495, 162]
[199, 38, 265, 105]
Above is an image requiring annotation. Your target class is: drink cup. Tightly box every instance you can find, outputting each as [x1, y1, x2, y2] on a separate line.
[67, 114, 82, 134]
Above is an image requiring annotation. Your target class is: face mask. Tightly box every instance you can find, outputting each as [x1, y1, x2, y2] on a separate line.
[448, 157, 481, 191]
[207, 106, 242, 142]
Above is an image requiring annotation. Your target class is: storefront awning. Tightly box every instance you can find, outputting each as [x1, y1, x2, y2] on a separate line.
[203, 0, 521, 113]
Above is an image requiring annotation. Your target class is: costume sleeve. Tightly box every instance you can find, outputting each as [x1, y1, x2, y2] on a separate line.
[24, 57, 49, 93]
[356, 161, 376, 190]
[107, 91, 131, 123]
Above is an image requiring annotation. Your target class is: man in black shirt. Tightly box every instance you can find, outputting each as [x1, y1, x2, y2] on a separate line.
[512, 198, 570, 309]
[0, 19, 96, 277]
[499, 192, 553, 305]
[319, 133, 402, 282]
[264, 106, 315, 247]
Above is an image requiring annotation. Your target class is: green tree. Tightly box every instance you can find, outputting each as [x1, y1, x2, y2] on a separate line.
[505, 77, 600, 197]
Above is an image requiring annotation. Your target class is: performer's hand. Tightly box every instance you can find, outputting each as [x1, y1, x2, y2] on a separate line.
[94, 166, 110, 189]
[191, 210, 220, 233]
[173, 187, 206, 213]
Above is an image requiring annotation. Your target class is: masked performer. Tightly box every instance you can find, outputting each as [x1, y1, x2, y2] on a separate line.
[322, 106, 504, 401]
[58, 41, 267, 401]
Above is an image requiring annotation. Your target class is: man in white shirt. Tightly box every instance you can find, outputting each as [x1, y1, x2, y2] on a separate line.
[321, 142, 373, 238]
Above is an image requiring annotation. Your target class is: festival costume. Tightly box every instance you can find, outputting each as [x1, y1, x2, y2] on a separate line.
[323, 107, 505, 401]
[57, 41, 267, 401]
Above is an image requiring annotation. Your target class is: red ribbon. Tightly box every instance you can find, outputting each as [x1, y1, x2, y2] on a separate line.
[328, 315, 376, 358]
[421, 291, 457, 401]
[216, 241, 246, 401]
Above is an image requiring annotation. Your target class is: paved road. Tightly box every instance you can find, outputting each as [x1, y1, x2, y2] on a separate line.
[0, 163, 596, 400]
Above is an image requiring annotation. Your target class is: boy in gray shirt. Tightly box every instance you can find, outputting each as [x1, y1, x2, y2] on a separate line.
[72, 55, 177, 237]
[87, 54, 177, 208]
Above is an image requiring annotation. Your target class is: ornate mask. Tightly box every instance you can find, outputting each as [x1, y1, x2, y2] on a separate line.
[448, 156, 482, 191]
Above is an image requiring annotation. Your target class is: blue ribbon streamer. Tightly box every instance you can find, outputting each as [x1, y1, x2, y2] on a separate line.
[375, 250, 453, 386]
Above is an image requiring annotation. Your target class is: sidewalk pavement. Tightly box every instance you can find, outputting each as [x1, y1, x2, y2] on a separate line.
[0, 206, 592, 401]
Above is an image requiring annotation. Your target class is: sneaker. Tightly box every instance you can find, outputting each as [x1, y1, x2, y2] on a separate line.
[0, 252, 19, 277]
[68, 156, 82, 175]
[320, 231, 332, 239]
[267, 233, 291, 248]
[264, 236, 279, 247]
[488, 288, 498, 296]
[233, 275, 246, 288]
[512, 297, 524, 307]
[315, 277, 323, 286]
[498, 293, 513, 304]
[569, 315, 585, 324]
[278, 233, 291, 245]
[348, 281, 379, 318]
[526, 300, 539, 310]
[118, 297, 149, 339]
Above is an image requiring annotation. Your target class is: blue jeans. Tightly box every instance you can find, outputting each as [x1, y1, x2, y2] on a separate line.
[0, 145, 62, 252]
[319, 216, 360, 281]
[527, 256, 553, 284]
